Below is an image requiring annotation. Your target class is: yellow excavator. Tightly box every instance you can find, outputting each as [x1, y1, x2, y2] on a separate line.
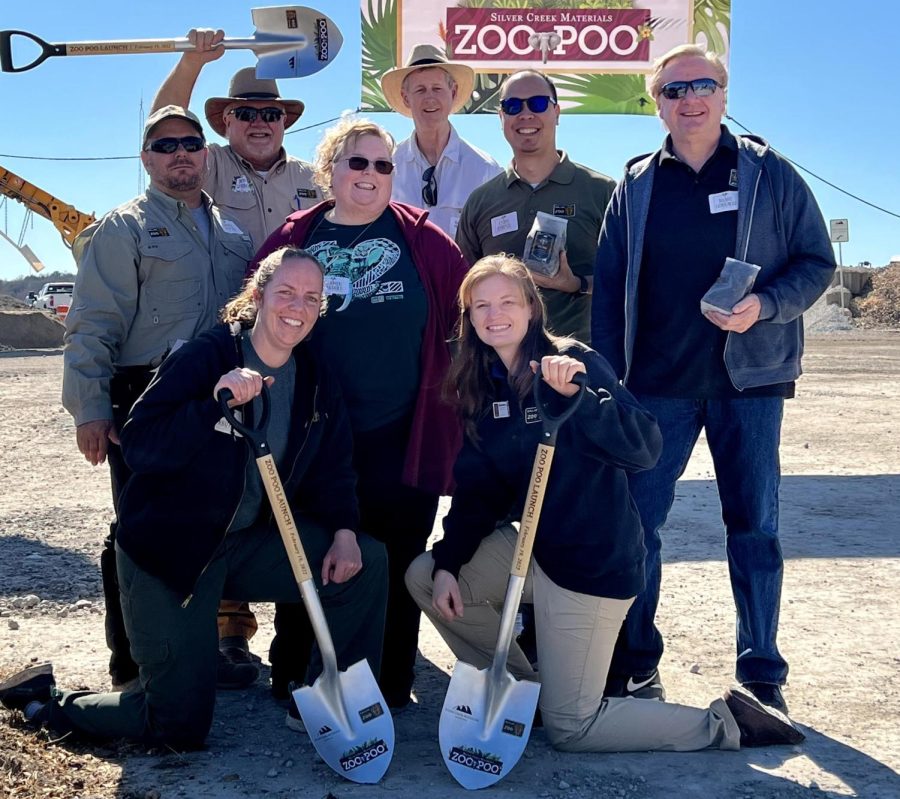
[0, 163, 96, 270]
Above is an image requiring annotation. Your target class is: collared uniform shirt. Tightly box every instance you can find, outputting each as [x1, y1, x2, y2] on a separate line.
[205, 143, 319, 250]
[392, 125, 502, 239]
[456, 151, 614, 344]
[63, 186, 254, 425]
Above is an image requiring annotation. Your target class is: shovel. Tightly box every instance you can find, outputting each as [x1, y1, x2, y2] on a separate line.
[218, 385, 393, 784]
[1, 6, 343, 78]
[439, 368, 587, 790]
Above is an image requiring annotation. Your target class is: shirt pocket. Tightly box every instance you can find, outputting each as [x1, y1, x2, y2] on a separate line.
[142, 278, 203, 325]
[218, 236, 254, 296]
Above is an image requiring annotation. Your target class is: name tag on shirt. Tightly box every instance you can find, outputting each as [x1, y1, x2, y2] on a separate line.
[493, 401, 510, 419]
[709, 191, 739, 214]
[220, 219, 245, 235]
[491, 211, 518, 237]
[449, 213, 460, 239]
[324, 275, 350, 296]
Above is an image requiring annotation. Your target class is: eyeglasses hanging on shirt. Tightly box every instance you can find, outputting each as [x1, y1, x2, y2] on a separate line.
[422, 165, 438, 207]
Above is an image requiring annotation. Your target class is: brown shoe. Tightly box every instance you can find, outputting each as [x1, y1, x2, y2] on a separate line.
[724, 685, 805, 747]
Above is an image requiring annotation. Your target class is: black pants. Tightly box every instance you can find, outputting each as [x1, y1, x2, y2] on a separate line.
[270, 414, 438, 707]
[101, 368, 153, 685]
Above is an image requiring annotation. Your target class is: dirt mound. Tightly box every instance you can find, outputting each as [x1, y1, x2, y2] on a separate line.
[852, 264, 900, 328]
[0, 308, 65, 349]
[0, 294, 30, 311]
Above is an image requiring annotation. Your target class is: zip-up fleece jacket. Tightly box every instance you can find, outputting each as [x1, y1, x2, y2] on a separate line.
[432, 346, 662, 599]
[251, 200, 468, 495]
[115, 324, 360, 600]
[592, 128, 836, 390]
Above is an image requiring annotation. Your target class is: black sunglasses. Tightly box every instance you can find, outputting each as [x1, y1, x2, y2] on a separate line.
[422, 165, 437, 207]
[658, 78, 721, 100]
[144, 136, 205, 154]
[336, 156, 395, 175]
[228, 106, 285, 123]
[499, 95, 556, 115]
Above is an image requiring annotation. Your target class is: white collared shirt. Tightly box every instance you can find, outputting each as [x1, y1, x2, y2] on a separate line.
[391, 125, 502, 238]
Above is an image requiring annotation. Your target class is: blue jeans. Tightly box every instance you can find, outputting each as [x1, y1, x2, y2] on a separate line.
[611, 395, 789, 686]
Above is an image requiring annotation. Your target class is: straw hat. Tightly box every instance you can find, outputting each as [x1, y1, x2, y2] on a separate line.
[380, 44, 475, 117]
[204, 67, 305, 137]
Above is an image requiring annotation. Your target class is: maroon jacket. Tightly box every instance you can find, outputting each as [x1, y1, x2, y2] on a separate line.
[251, 200, 467, 496]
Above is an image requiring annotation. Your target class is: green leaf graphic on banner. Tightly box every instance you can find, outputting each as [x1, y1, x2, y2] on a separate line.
[361, 0, 397, 111]
[552, 73, 655, 115]
[693, 0, 731, 54]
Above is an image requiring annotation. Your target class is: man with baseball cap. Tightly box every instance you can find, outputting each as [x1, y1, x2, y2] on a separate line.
[152, 28, 319, 251]
[63, 105, 254, 692]
[381, 43, 501, 238]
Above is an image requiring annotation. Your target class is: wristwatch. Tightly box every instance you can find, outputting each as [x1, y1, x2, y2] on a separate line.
[577, 274, 590, 295]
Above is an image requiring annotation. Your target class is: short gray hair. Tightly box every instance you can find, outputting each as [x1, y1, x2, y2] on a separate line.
[647, 44, 728, 98]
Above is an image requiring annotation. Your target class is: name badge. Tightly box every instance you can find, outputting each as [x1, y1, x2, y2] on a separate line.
[492, 401, 510, 419]
[491, 211, 518, 237]
[324, 275, 350, 296]
[449, 213, 460, 239]
[709, 191, 739, 214]
[220, 219, 245, 235]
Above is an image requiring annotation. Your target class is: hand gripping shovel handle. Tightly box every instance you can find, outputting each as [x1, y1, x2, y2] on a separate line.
[217, 387, 337, 670]
[492, 370, 588, 672]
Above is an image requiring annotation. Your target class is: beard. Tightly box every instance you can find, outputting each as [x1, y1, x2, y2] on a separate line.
[161, 170, 203, 193]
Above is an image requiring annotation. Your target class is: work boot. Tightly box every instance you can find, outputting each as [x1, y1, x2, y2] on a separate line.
[0, 663, 55, 711]
[724, 685, 805, 747]
[742, 681, 789, 714]
[216, 649, 259, 690]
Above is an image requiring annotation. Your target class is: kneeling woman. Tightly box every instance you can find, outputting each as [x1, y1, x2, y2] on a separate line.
[406, 255, 803, 752]
[1, 248, 387, 749]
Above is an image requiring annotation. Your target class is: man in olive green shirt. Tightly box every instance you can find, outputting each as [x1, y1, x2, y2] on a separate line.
[456, 70, 615, 344]
[63, 105, 253, 690]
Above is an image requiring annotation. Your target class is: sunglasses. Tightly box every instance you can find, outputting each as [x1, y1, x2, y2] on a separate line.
[658, 78, 721, 100]
[335, 156, 395, 175]
[422, 165, 437, 207]
[228, 106, 285, 123]
[144, 136, 205, 154]
[499, 95, 556, 115]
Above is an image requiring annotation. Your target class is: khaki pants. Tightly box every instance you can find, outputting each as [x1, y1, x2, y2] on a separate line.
[406, 525, 740, 752]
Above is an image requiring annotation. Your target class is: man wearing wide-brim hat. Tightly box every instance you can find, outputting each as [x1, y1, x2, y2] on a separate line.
[153, 28, 320, 252]
[380, 43, 501, 238]
[152, 28, 321, 696]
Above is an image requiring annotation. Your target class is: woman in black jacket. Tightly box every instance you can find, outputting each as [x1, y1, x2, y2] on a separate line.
[405, 255, 804, 752]
[0, 247, 387, 749]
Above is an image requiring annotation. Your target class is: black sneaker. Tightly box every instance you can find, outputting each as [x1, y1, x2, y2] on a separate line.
[216, 649, 259, 690]
[0, 663, 55, 711]
[742, 681, 789, 714]
[724, 685, 805, 747]
[605, 669, 666, 701]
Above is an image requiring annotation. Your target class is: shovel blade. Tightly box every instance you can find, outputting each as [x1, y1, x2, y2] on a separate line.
[439, 660, 540, 789]
[252, 7, 343, 78]
[292, 659, 394, 784]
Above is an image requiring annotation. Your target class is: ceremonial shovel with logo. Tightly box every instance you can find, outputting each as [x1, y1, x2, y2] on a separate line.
[1, 6, 342, 78]
[218, 386, 394, 784]
[439, 369, 587, 789]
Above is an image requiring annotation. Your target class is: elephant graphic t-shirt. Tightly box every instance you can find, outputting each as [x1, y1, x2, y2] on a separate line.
[306, 208, 426, 432]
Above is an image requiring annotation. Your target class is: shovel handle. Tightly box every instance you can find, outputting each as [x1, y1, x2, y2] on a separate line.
[1, 30, 65, 73]
[216, 386, 271, 456]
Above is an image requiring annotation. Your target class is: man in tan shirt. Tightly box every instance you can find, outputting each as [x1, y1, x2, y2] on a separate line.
[152, 28, 319, 250]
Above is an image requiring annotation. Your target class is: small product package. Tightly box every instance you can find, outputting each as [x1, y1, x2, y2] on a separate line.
[700, 257, 761, 315]
[522, 212, 568, 277]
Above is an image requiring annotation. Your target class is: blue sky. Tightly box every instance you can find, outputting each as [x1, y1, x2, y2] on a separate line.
[1, 1, 897, 281]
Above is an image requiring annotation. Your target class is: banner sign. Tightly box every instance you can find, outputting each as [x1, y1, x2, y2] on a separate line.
[361, 0, 731, 115]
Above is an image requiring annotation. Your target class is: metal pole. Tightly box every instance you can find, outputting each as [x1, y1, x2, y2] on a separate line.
[838, 242, 845, 309]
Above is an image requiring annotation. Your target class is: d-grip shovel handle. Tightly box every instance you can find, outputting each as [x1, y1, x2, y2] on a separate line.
[0, 31, 64, 73]
[216, 385, 271, 457]
[533, 367, 588, 445]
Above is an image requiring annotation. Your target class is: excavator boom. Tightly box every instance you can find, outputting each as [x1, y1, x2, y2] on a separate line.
[0, 164, 95, 249]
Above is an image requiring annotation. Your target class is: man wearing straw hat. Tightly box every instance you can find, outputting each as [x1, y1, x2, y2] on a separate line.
[153, 29, 320, 691]
[381, 44, 501, 238]
[153, 28, 319, 251]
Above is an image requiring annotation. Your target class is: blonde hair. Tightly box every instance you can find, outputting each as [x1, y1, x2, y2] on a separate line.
[312, 117, 396, 196]
[647, 44, 728, 98]
[221, 246, 325, 325]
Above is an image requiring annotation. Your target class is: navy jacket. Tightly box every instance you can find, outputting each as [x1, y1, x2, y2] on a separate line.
[433, 346, 662, 599]
[592, 127, 836, 390]
[116, 324, 359, 599]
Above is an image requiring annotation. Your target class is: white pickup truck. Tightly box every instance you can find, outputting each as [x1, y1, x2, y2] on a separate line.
[26, 282, 74, 318]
